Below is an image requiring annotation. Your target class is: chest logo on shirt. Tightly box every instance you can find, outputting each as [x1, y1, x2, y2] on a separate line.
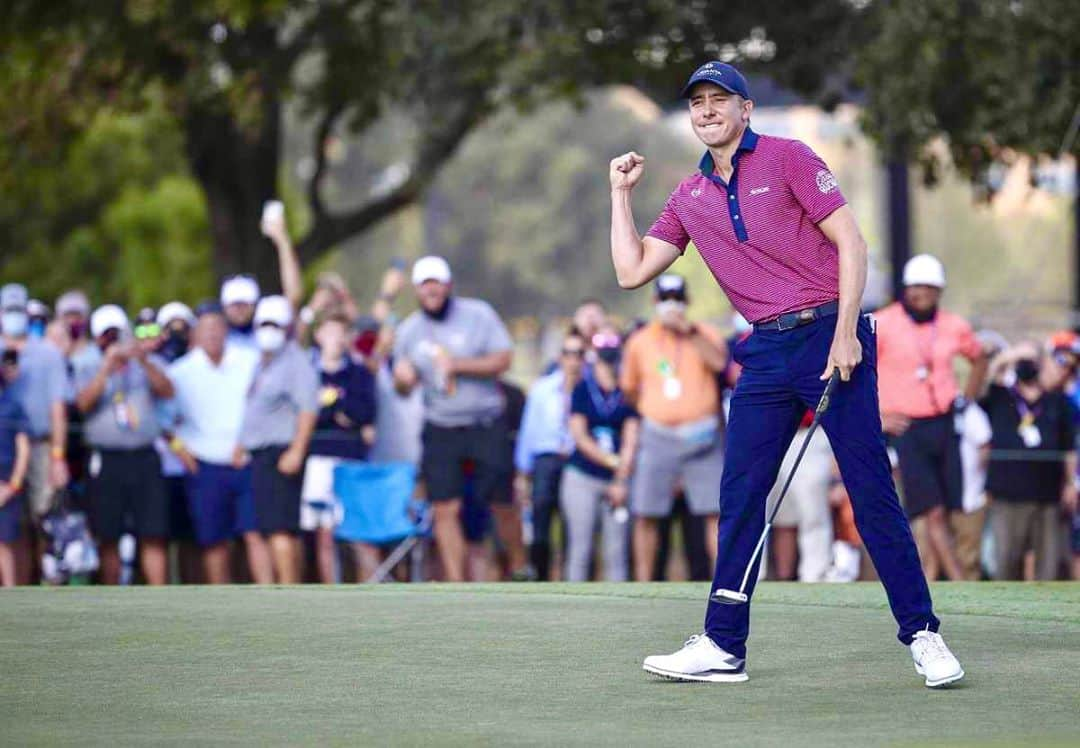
[816, 170, 838, 194]
[749, 186, 770, 196]
[691, 187, 702, 198]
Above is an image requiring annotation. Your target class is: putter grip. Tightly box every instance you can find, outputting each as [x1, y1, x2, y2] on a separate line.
[816, 368, 841, 416]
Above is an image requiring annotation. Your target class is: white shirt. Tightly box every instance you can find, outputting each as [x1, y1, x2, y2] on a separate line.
[168, 345, 259, 464]
[960, 403, 993, 513]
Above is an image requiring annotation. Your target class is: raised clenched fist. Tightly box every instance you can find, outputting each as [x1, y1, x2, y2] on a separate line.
[610, 151, 645, 191]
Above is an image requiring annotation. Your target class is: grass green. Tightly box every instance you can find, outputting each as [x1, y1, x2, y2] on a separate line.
[1, 582, 1078, 746]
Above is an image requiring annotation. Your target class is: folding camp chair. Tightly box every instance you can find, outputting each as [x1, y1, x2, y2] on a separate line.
[333, 461, 430, 583]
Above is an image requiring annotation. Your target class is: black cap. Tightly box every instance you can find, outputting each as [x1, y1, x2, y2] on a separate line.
[194, 299, 224, 318]
[654, 274, 688, 301]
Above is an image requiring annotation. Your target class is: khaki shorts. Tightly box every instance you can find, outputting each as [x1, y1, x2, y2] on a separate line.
[25, 441, 57, 520]
[631, 417, 723, 518]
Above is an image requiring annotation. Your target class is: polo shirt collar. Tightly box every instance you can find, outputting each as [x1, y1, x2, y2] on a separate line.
[698, 127, 759, 177]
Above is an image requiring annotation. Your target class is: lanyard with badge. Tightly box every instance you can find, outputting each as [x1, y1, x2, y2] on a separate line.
[1009, 388, 1043, 448]
[913, 318, 946, 413]
[112, 365, 140, 431]
[586, 374, 622, 455]
[657, 334, 684, 400]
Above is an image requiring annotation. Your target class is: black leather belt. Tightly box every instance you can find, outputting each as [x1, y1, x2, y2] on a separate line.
[753, 300, 839, 332]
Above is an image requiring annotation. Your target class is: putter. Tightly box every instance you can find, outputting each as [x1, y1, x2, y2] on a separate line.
[712, 368, 842, 605]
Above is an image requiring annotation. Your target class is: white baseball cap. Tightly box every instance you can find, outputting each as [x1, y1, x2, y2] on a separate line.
[156, 301, 195, 328]
[90, 304, 130, 338]
[254, 295, 293, 327]
[411, 255, 452, 286]
[220, 275, 260, 306]
[56, 290, 90, 317]
[902, 254, 946, 288]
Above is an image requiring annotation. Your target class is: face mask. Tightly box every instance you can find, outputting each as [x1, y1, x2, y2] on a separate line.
[68, 320, 87, 340]
[1014, 359, 1040, 384]
[255, 325, 286, 353]
[655, 300, 688, 318]
[2, 311, 28, 338]
[159, 331, 190, 362]
[902, 300, 937, 324]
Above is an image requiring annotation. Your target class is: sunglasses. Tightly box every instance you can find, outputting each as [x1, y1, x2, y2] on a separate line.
[561, 348, 585, 358]
[591, 332, 621, 349]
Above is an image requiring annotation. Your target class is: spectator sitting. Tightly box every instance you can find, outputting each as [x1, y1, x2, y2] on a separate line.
[1, 283, 70, 584]
[167, 302, 261, 584]
[0, 350, 31, 586]
[515, 330, 587, 580]
[392, 255, 528, 582]
[981, 342, 1078, 580]
[73, 305, 175, 584]
[561, 330, 638, 581]
[620, 274, 727, 580]
[236, 295, 319, 584]
[303, 312, 376, 583]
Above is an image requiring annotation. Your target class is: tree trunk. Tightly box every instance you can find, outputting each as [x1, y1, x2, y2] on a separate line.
[184, 93, 282, 294]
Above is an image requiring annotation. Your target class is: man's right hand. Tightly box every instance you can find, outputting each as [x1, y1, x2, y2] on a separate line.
[175, 447, 199, 475]
[610, 151, 645, 192]
[231, 445, 250, 469]
[880, 412, 911, 437]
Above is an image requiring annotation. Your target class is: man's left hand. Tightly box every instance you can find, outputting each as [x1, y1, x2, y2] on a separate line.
[822, 331, 862, 382]
[277, 447, 305, 476]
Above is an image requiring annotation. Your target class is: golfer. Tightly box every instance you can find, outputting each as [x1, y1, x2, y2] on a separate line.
[610, 61, 963, 687]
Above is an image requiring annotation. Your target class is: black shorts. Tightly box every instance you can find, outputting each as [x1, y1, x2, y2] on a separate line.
[421, 419, 512, 504]
[88, 448, 169, 542]
[251, 446, 303, 535]
[166, 475, 195, 542]
[890, 412, 962, 519]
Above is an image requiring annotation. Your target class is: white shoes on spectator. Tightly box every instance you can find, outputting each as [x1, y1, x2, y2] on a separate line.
[910, 629, 965, 688]
[642, 634, 748, 683]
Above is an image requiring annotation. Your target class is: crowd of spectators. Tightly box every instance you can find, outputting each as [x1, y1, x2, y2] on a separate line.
[1, 218, 1078, 585]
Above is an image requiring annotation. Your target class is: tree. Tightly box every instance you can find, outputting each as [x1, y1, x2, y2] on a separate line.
[3, 1, 863, 290]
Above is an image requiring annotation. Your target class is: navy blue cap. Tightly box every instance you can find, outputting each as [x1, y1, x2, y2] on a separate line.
[193, 299, 224, 318]
[681, 61, 751, 100]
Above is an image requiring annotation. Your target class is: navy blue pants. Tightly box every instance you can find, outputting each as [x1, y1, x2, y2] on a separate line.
[705, 314, 939, 658]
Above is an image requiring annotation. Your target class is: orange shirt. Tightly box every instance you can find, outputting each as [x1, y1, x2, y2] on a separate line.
[620, 320, 723, 426]
[875, 302, 982, 418]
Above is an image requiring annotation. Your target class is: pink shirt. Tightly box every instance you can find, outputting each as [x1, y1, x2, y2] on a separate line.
[875, 302, 983, 418]
[646, 130, 847, 323]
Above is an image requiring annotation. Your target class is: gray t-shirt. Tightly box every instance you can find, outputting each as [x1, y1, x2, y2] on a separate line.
[240, 341, 319, 450]
[72, 346, 168, 449]
[0, 337, 69, 438]
[394, 297, 513, 427]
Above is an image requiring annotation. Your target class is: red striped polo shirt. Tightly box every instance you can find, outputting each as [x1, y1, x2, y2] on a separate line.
[646, 128, 847, 323]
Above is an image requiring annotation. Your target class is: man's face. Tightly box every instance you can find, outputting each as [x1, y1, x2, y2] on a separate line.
[415, 280, 450, 313]
[559, 335, 586, 379]
[197, 314, 227, 358]
[315, 319, 348, 359]
[225, 302, 254, 328]
[688, 83, 752, 149]
[903, 285, 942, 313]
[573, 303, 606, 339]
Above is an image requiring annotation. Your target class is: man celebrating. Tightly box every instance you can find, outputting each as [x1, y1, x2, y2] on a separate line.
[610, 62, 962, 687]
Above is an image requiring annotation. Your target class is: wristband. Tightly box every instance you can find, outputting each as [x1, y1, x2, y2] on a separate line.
[7, 479, 22, 493]
[169, 436, 186, 453]
[50, 446, 65, 461]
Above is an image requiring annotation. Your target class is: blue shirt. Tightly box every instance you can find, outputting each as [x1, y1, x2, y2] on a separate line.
[168, 345, 259, 464]
[567, 375, 638, 481]
[0, 337, 69, 438]
[309, 358, 376, 460]
[514, 370, 575, 473]
[0, 389, 30, 480]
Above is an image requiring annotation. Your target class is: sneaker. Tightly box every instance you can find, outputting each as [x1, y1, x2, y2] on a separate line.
[910, 629, 964, 688]
[643, 634, 748, 683]
[509, 565, 537, 582]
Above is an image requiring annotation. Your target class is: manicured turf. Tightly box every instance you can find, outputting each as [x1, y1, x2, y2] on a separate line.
[1, 582, 1078, 746]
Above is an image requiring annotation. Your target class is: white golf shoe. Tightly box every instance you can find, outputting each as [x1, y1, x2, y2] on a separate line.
[643, 634, 748, 683]
[910, 629, 964, 688]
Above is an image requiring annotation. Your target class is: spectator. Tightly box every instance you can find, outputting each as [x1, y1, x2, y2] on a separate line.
[561, 332, 638, 581]
[303, 312, 376, 583]
[620, 274, 727, 580]
[0, 350, 31, 586]
[26, 300, 50, 340]
[55, 289, 92, 360]
[220, 275, 262, 350]
[823, 467, 863, 583]
[393, 255, 528, 582]
[237, 295, 318, 584]
[571, 299, 608, 342]
[875, 254, 988, 581]
[168, 302, 261, 584]
[0, 283, 70, 584]
[73, 305, 175, 584]
[515, 330, 587, 580]
[767, 410, 835, 582]
[953, 400, 993, 580]
[980, 342, 1078, 580]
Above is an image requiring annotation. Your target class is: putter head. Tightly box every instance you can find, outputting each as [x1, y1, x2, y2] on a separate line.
[711, 589, 749, 605]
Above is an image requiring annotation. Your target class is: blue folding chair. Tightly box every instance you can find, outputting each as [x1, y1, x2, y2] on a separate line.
[333, 461, 430, 582]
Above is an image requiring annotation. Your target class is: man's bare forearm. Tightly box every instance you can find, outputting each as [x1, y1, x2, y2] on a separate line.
[452, 351, 512, 378]
[835, 236, 867, 337]
[610, 189, 646, 288]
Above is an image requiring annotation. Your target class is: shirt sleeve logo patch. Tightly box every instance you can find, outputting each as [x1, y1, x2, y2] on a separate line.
[816, 170, 838, 194]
